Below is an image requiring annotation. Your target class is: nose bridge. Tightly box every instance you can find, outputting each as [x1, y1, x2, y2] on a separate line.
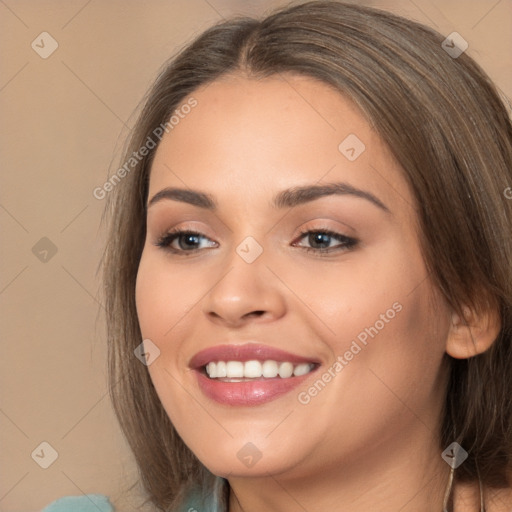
[201, 235, 286, 325]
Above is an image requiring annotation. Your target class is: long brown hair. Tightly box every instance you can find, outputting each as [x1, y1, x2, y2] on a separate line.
[101, 1, 512, 510]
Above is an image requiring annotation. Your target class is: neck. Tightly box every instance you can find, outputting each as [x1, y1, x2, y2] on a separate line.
[228, 427, 451, 512]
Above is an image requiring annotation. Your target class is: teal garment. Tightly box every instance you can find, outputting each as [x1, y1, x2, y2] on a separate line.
[40, 492, 221, 512]
[179, 478, 225, 512]
[40, 477, 225, 512]
[41, 494, 113, 511]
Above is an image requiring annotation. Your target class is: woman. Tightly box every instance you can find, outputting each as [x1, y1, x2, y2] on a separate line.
[45, 1, 512, 511]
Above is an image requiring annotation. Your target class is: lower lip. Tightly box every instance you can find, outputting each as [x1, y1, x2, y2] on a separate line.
[195, 370, 317, 406]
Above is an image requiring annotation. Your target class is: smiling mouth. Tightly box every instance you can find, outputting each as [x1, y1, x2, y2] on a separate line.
[204, 360, 317, 380]
[190, 343, 321, 406]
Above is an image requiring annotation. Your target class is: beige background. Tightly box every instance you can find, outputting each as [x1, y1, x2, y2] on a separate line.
[1, 1, 510, 511]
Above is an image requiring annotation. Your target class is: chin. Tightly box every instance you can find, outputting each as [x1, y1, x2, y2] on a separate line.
[191, 439, 309, 480]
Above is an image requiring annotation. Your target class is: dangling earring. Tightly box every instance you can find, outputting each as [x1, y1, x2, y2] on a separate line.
[442, 465, 455, 512]
[441, 466, 485, 512]
[477, 466, 485, 512]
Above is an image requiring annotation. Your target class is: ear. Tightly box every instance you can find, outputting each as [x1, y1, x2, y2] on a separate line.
[445, 303, 501, 359]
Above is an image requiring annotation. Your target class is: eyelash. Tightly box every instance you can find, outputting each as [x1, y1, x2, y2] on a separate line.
[154, 227, 358, 257]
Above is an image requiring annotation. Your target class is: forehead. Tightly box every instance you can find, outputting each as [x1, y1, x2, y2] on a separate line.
[148, 73, 412, 215]
[152, 73, 369, 170]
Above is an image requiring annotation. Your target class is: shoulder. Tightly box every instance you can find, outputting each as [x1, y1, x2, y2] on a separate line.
[41, 494, 114, 512]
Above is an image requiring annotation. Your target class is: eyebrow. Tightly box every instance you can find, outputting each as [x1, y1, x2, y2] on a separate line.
[147, 182, 390, 213]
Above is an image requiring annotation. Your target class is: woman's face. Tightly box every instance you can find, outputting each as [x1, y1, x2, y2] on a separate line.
[135, 74, 452, 480]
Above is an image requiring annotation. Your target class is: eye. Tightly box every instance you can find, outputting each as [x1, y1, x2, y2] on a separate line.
[293, 229, 358, 254]
[154, 228, 358, 256]
[154, 229, 217, 254]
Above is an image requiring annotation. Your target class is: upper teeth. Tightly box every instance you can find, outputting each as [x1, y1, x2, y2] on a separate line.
[205, 360, 314, 379]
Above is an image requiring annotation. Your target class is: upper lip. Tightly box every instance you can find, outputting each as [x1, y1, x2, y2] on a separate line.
[189, 343, 320, 370]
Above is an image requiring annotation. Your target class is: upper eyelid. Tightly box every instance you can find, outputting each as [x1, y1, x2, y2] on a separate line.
[156, 217, 353, 235]
[161, 226, 350, 239]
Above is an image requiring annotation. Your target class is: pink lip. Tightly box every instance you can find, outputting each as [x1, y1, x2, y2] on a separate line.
[195, 372, 317, 406]
[189, 343, 320, 406]
[189, 343, 319, 369]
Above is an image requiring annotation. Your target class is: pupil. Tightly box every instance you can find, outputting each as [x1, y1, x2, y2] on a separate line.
[310, 233, 330, 248]
[180, 234, 199, 249]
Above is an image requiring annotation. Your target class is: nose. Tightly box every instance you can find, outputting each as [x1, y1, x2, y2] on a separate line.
[201, 250, 287, 328]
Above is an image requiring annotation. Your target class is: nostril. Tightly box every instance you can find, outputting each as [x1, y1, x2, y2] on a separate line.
[245, 310, 266, 319]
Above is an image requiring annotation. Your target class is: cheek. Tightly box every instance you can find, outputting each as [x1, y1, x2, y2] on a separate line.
[288, 261, 449, 461]
[289, 237, 448, 405]
[274, 236, 428, 348]
[134, 250, 193, 399]
[135, 249, 204, 343]
[135, 251, 202, 427]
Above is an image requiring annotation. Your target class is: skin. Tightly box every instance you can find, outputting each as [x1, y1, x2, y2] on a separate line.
[135, 74, 501, 511]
